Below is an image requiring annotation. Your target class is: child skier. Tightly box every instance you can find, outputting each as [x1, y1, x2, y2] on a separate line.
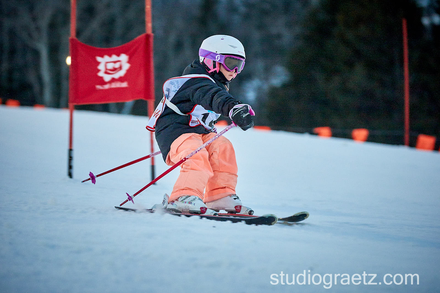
[147, 35, 254, 215]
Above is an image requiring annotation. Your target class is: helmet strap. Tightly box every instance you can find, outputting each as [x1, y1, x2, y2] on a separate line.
[208, 61, 220, 73]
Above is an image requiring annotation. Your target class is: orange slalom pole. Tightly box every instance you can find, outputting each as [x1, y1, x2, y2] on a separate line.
[402, 18, 410, 147]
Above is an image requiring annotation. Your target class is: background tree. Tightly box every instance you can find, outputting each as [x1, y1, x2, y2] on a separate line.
[265, 0, 439, 143]
[411, 0, 440, 136]
[2, 0, 67, 107]
[1, 0, 438, 145]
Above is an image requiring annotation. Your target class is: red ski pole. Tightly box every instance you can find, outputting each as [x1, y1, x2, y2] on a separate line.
[82, 151, 161, 183]
[120, 124, 236, 206]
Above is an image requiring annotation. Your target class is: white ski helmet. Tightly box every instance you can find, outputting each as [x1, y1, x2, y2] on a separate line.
[199, 35, 246, 74]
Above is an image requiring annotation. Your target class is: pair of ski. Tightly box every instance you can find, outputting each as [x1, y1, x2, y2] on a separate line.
[115, 203, 309, 226]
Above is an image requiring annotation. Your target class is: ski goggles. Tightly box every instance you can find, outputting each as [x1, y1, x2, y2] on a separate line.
[199, 48, 245, 73]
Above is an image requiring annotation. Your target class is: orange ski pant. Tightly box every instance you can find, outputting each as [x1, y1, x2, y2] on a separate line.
[166, 132, 238, 203]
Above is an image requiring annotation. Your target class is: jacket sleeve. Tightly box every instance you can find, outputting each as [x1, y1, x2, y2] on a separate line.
[188, 78, 239, 117]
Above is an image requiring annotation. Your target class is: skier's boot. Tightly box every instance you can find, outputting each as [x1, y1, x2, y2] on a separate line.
[206, 194, 254, 215]
[165, 195, 217, 215]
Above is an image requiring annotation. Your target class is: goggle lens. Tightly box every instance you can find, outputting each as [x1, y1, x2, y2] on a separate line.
[223, 56, 245, 73]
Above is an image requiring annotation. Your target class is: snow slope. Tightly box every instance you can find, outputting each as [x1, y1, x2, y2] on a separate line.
[0, 106, 439, 293]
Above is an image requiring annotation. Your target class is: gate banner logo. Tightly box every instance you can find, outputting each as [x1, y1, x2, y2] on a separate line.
[96, 54, 130, 82]
[69, 33, 154, 105]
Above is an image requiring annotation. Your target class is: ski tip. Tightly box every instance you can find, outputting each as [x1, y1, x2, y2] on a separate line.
[278, 211, 309, 223]
[260, 214, 278, 225]
[262, 213, 278, 218]
[294, 211, 309, 220]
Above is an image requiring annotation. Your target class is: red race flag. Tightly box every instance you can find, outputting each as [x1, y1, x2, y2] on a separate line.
[69, 33, 153, 105]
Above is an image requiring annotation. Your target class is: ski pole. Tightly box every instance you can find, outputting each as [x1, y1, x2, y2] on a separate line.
[82, 151, 161, 183]
[120, 124, 236, 206]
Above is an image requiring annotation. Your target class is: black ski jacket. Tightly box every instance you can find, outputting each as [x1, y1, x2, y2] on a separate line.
[155, 60, 241, 161]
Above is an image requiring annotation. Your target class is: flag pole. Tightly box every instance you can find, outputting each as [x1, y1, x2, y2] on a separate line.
[68, 0, 77, 178]
[145, 0, 156, 180]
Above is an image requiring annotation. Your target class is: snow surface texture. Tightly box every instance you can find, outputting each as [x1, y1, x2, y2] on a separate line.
[1, 106, 439, 293]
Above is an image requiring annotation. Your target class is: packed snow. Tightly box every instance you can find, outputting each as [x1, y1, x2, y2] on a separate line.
[1, 106, 439, 293]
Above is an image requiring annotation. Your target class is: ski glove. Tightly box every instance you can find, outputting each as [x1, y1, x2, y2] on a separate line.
[229, 104, 255, 131]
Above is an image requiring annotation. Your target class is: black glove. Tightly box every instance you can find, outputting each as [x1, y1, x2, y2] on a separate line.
[229, 104, 255, 131]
